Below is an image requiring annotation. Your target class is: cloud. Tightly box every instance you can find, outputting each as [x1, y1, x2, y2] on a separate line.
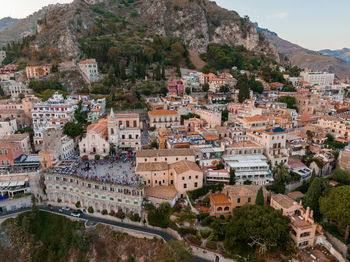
[267, 12, 288, 19]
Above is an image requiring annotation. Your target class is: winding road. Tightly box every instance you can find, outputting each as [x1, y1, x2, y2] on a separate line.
[0, 205, 211, 262]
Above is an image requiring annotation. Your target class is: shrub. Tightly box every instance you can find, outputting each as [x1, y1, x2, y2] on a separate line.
[101, 209, 108, 215]
[187, 235, 201, 246]
[88, 206, 94, 213]
[109, 210, 115, 216]
[95, 154, 100, 161]
[116, 210, 125, 219]
[206, 241, 217, 250]
[200, 230, 211, 239]
[75, 201, 81, 208]
[129, 213, 141, 222]
[196, 213, 209, 222]
[57, 198, 62, 203]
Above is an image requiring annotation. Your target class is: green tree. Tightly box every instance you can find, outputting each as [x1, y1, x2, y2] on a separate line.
[320, 186, 350, 240]
[219, 85, 230, 93]
[255, 187, 264, 206]
[273, 162, 291, 184]
[332, 168, 350, 185]
[237, 74, 250, 103]
[224, 205, 290, 254]
[303, 177, 322, 220]
[185, 87, 191, 95]
[202, 83, 209, 92]
[279, 96, 297, 110]
[147, 202, 171, 228]
[243, 180, 252, 185]
[63, 122, 84, 138]
[170, 41, 185, 66]
[159, 240, 193, 262]
[229, 168, 236, 185]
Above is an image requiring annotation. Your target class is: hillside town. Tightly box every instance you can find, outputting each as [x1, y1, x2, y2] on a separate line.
[0, 49, 349, 261]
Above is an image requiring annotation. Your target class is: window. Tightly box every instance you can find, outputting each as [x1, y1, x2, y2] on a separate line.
[182, 176, 185, 180]
[194, 182, 198, 188]
[183, 183, 187, 189]
[248, 197, 251, 203]
[300, 232, 311, 238]
[189, 176, 191, 180]
[237, 198, 240, 203]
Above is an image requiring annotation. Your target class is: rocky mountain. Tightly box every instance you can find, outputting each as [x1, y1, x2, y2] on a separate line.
[0, 4, 62, 47]
[257, 25, 350, 79]
[1, 0, 279, 62]
[319, 48, 350, 66]
[0, 17, 20, 32]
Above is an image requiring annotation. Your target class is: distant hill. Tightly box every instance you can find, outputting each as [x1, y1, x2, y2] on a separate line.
[0, 17, 20, 32]
[0, 4, 61, 47]
[256, 24, 350, 80]
[319, 48, 350, 66]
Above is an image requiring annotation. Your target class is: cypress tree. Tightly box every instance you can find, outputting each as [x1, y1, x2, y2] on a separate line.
[303, 177, 322, 220]
[255, 187, 264, 206]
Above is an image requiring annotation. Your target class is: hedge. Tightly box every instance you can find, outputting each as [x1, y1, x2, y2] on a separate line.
[206, 241, 217, 250]
[187, 235, 202, 246]
[187, 183, 224, 205]
[200, 230, 211, 239]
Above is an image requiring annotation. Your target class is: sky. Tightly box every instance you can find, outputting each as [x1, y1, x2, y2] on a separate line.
[0, 0, 349, 51]
[216, 0, 350, 51]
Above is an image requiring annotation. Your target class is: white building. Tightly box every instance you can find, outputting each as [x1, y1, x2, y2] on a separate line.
[31, 92, 76, 148]
[0, 51, 6, 65]
[0, 80, 31, 98]
[0, 119, 17, 137]
[78, 59, 100, 83]
[300, 71, 334, 86]
[223, 154, 272, 186]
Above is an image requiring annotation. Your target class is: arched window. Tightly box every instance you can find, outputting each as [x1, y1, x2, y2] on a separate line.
[217, 207, 222, 211]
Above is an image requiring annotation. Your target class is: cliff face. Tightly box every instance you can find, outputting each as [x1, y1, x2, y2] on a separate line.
[1, 0, 279, 63]
[136, 0, 279, 61]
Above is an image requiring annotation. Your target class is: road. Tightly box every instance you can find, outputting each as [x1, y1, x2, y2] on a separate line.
[0, 206, 211, 262]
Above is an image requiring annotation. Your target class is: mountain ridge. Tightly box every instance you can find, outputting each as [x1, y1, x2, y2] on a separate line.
[319, 48, 350, 66]
[0, 17, 20, 32]
[255, 24, 350, 79]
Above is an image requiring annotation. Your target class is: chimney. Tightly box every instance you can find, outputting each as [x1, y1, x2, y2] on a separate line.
[305, 207, 310, 220]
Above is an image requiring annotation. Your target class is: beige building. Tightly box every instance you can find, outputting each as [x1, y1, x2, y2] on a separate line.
[136, 159, 202, 198]
[318, 116, 350, 141]
[136, 148, 195, 164]
[135, 149, 200, 198]
[210, 185, 268, 217]
[0, 109, 29, 129]
[194, 108, 222, 127]
[239, 115, 267, 130]
[270, 194, 322, 249]
[108, 110, 142, 150]
[148, 109, 180, 129]
[26, 65, 51, 79]
[0, 118, 17, 137]
[247, 127, 288, 166]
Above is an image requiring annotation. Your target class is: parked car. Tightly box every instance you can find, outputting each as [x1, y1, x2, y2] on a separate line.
[62, 206, 70, 211]
[82, 209, 87, 214]
[48, 204, 53, 210]
[71, 211, 81, 218]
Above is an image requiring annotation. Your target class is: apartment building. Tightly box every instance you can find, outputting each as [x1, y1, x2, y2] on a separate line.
[0, 80, 31, 98]
[0, 141, 24, 166]
[206, 169, 230, 184]
[0, 118, 17, 137]
[300, 71, 334, 86]
[194, 108, 222, 127]
[78, 59, 100, 82]
[148, 109, 180, 129]
[0, 108, 29, 129]
[31, 92, 75, 148]
[25, 65, 51, 79]
[247, 127, 289, 166]
[0, 133, 31, 154]
[318, 116, 350, 141]
[108, 110, 142, 150]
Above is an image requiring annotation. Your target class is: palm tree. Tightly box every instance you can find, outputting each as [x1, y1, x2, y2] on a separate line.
[273, 162, 291, 184]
